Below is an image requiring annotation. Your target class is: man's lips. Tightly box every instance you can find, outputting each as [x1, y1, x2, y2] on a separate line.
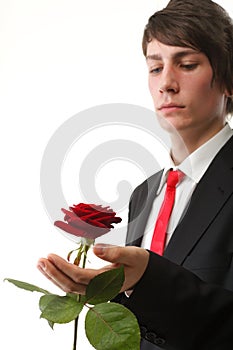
[158, 103, 185, 111]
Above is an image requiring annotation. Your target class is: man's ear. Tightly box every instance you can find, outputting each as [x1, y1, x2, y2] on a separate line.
[224, 88, 233, 98]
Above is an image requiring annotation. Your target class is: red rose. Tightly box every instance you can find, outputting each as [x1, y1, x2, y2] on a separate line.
[54, 203, 122, 240]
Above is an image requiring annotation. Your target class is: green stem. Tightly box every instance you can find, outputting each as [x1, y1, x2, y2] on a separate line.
[72, 243, 91, 350]
[73, 317, 79, 350]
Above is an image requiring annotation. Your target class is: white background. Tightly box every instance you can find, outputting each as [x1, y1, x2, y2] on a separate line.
[1, 1, 233, 349]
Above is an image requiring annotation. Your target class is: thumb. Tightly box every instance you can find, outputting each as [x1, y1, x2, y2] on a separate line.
[94, 243, 150, 292]
[93, 243, 148, 267]
[93, 243, 129, 264]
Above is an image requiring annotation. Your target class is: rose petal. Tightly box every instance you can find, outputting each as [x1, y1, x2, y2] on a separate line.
[54, 221, 86, 237]
[61, 208, 87, 225]
[86, 219, 108, 229]
[68, 216, 100, 230]
[55, 203, 122, 240]
[71, 207, 92, 217]
[93, 216, 122, 227]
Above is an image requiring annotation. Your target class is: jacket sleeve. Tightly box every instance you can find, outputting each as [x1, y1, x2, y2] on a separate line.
[115, 251, 233, 350]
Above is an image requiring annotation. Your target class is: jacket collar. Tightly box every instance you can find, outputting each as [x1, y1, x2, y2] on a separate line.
[164, 135, 233, 264]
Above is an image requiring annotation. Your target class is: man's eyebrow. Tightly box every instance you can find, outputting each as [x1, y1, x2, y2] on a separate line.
[146, 50, 199, 61]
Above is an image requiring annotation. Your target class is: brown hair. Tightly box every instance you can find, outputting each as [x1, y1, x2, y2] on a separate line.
[142, 0, 233, 115]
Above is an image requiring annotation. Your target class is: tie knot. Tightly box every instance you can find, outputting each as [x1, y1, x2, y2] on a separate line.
[166, 170, 183, 188]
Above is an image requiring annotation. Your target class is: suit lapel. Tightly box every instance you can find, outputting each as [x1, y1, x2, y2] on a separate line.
[164, 136, 233, 264]
[126, 171, 163, 246]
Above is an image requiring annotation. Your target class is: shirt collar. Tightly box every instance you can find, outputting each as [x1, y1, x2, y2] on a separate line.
[179, 123, 233, 183]
[157, 123, 233, 193]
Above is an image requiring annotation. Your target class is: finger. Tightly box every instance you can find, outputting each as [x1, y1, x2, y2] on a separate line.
[37, 257, 86, 294]
[37, 259, 64, 290]
[47, 254, 99, 285]
[93, 244, 146, 266]
[93, 244, 150, 291]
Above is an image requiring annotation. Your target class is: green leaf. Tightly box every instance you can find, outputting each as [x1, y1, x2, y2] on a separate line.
[85, 266, 124, 305]
[66, 292, 78, 299]
[48, 320, 55, 330]
[85, 302, 140, 350]
[39, 294, 84, 324]
[39, 294, 58, 312]
[39, 294, 58, 329]
[66, 292, 87, 304]
[4, 278, 51, 295]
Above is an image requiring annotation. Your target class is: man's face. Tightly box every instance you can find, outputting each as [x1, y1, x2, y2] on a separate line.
[146, 39, 228, 138]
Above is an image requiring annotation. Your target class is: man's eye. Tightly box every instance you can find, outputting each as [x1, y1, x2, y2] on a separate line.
[180, 63, 198, 70]
[149, 67, 163, 74]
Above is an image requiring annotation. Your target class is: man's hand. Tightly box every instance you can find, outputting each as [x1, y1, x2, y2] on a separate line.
[37, 244, 149, 295]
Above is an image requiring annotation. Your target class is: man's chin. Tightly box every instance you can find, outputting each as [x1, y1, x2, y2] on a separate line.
[156, 113, 180, 133]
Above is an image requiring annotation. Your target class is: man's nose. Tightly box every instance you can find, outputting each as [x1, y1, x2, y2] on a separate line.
[159, 67, 179, 93]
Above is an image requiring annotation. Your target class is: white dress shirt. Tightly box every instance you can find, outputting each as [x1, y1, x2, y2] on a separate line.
[141, 123, 233, 250]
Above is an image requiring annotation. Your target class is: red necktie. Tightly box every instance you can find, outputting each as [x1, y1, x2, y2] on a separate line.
[150, 170, 183, 255]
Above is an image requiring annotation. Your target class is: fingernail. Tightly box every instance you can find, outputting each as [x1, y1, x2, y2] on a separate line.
[94, 244, 107, 256]
[37, 262, 46, 271]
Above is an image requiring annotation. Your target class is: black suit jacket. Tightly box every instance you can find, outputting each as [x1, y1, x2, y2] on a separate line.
[115, 136, 233, 349]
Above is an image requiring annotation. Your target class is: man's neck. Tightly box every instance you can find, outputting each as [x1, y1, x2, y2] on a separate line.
[170, 124, 226, 165]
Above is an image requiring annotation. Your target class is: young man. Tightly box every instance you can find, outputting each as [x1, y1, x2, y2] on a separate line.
[38, 1, 233, 349]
